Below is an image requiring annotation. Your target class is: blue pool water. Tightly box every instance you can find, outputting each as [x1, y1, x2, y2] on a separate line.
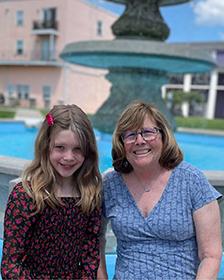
[0, 121, 224, 171]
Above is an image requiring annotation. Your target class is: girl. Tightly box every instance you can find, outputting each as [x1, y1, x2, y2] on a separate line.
[1, 104, 102, 279]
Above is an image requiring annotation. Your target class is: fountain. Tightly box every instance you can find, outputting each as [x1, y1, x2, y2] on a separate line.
[60, 0, 215, 133]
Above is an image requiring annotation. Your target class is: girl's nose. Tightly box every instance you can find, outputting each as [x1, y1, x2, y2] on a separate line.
[63, 150, 74, 160]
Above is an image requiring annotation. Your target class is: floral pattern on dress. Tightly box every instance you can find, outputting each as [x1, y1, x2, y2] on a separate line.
[1, 183, 101, 280]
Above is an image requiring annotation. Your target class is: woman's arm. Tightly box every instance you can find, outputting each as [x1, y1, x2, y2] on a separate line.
[193, 200, 222, 280]
[97, 217, 108, 280]
[1, 183, 36, 280]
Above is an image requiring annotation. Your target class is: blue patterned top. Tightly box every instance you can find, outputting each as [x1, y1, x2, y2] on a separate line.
[102, 161, 222, 280]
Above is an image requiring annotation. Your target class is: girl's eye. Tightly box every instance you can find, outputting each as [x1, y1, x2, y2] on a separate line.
[54, 145, 64, 150]
[73, 147, 82, 153]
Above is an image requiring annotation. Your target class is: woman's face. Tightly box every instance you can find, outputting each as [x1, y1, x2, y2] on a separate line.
[123, 116, 163, 171]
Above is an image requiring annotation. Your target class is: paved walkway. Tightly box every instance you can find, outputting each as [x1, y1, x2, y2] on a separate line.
[177, 127, 224, 136]
[15, 108, 43, 127]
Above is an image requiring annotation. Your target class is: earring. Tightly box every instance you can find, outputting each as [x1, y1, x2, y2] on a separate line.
[122, 159, 129, 168]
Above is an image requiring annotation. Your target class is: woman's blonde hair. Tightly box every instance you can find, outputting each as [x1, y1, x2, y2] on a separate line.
[112, 101, 183, 173]
[22, 104, 101, 214]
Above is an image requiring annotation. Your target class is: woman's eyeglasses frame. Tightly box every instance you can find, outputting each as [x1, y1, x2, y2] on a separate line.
[121, 127, 161, 144]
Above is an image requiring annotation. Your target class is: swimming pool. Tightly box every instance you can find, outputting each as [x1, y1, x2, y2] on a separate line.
[0, 121, 224, 171]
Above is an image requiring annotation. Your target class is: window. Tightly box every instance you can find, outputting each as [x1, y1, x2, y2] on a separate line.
[43, 86, 51, 100]
[218, 73, 224, 86]
[168, 74, 184, 85]
[43, 86, 52, 108]
[192, 73, 210, 85]
[216, 50, 224, 67]
[16, 10, 24, 26]
[42, 8, 56, 28]
[7, 84, 15, 97]
[17, 85, 29, 100]
[97, 20, 103, 36]
[16, 40, 24, 55]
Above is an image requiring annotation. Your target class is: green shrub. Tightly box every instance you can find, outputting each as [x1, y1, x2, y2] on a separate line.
[0, 108, 16, 118]
[175, 116, 224, 131]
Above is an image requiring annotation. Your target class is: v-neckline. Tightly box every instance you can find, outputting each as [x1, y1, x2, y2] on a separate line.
[118, 170, 174, 220]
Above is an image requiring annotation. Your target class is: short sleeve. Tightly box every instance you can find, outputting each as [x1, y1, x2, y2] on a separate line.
[190, 170, 222, 212]
[102, 169, 115, 219]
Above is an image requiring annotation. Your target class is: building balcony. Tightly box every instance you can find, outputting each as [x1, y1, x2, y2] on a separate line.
[32, 20, 59, 36]
[0, 49, 63, 67]
[33, 20, 58, 30]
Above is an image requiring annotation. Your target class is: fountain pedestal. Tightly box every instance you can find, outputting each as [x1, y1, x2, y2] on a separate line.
[92, 68, 171, 133]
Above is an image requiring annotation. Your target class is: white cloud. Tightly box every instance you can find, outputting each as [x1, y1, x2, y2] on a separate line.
[192, 0, 224, 26]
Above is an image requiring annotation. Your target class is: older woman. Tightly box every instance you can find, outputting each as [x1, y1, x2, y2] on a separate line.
[97, 101, 222, 280]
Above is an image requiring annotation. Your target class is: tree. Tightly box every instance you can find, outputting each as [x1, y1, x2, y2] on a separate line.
[165, 90, 205, 116]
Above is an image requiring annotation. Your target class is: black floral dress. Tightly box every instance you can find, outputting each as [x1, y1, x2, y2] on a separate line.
[1, 183, 101, 280]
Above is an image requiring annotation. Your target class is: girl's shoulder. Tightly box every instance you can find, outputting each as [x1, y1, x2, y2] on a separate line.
[9, 180, 33, 202]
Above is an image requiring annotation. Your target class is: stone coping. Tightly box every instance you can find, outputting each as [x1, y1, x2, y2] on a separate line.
[177, 127, 224, 136]
[0, 156, 30, 176]
[0, 156, 223, 187]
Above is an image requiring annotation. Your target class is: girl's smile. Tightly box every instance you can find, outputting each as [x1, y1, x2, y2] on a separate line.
[49, 129, 85, 180]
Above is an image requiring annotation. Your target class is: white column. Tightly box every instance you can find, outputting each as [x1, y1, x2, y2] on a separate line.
[49, 34, 55, 60]
[182, 74, 192, 117]
[161, 85, 166, 99]
[206, 70, 218, 119]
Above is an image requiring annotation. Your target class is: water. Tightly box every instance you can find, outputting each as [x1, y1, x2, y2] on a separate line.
[0, 121, 224, 171]
[175, 132, 224, 170]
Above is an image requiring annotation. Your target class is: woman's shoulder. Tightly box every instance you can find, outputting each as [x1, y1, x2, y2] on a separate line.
[175, 161, 205, 178]
[102, 168, 119, 181]
[102, 168, 123, 193]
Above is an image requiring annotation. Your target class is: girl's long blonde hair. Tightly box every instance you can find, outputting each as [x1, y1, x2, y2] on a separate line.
[22, 104, 101, 214]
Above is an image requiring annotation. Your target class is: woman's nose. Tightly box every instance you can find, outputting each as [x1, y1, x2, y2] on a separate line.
[135, 132, 146, 144]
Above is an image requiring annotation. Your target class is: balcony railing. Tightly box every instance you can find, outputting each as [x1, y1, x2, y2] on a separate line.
[0, 49, 62, 65]
[33, 20, 58, 30]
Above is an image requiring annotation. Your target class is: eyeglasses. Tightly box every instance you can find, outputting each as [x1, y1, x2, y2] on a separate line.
[121, 127, 161, 144]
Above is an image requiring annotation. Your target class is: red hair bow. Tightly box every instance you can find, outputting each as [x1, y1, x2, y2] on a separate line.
[46, 113, 54, 126]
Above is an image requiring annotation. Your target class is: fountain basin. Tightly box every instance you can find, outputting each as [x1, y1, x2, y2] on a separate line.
[60, 39, 215, 73]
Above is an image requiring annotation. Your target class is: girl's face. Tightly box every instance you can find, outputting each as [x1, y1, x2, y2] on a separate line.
[49, 129, 85, 181]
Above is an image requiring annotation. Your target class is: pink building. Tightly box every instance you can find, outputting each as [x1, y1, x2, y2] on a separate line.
[0, 0, 117, 113]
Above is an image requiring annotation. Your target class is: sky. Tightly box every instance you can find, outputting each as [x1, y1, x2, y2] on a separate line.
[88, 0, 224, 43]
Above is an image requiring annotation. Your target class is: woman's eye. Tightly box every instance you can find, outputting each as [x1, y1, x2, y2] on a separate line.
[125, 132, 136, 139]
[144, 130, 154, 136]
